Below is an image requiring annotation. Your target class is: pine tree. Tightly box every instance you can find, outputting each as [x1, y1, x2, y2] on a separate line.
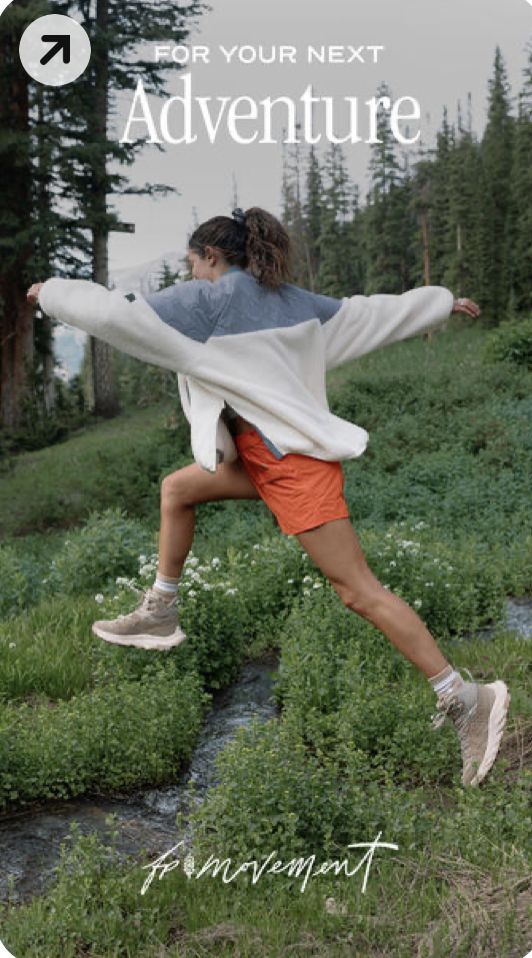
[54, 0, 207, 417]
[302, 144, 323, 290]
[364, 82, 405, 294]
[280, 128, 309, 285]
[158, 259, 182, 288]
[480, 46, 515, 324]
[314, 143, 356, 297]
[508, 39, 532, 315]
[427, 108, 453, 286]
[442, 124, 484, 304]
[1, 0, 207, 430]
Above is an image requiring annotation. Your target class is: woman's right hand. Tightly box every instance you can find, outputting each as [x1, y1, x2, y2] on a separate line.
[27, 283, 44, 306]
[452, 297, 481, 318]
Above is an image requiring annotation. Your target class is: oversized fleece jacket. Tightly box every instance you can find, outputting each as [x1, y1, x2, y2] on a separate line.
[38, 267, 454, 473]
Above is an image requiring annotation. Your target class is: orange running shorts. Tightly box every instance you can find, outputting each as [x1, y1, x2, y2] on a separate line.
[233, 428, 350, 535]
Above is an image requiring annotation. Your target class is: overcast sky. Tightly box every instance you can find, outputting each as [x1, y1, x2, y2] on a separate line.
[107, 0, 532, 272]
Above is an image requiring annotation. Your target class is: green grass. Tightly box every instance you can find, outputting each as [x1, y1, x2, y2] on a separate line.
[0, 401, 179, 538]
[0, 318, 530, 957]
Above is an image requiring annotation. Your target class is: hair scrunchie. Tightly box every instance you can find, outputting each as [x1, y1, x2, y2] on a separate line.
[232, 207, 247, 226]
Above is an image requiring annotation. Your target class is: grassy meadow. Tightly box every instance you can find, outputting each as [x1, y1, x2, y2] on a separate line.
[0, 319, 530, 957]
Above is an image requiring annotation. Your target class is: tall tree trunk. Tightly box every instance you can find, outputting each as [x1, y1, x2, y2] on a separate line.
[0, 286, 34, 428]
[89, 0, 120, 419]
[35, 85, 56, 413]
[0, 4, 34, 429]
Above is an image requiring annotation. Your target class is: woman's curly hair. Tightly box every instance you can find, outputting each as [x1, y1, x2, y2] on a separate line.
[188, 206, 294, 290]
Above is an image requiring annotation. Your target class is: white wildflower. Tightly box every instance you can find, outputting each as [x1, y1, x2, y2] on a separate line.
[325, 897, 348, 916]
[414, 598, 422, 608]
[313, 582, 323, 589]
[138, 554, 147, 563]
[303, 575, 313, 584]
[211, 557, 221, 568]
[188, 589, 197, 597]
[187, 557, 199, 567]
[94, 593, 104, 604]
[203, 583, 213, 591]
[287, 578, 294, 584]
[8, 642, 16, 649]
[225, 588, 237, 596]
[389, 560, 396, 567]
[253, 544, 261, 550]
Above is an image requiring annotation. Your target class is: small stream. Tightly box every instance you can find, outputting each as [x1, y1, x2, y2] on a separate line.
[0, 650, 280, 905]
[0, 597, 530, 906]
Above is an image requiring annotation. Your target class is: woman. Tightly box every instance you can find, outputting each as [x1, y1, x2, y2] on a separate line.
[27, 205, 510, 788]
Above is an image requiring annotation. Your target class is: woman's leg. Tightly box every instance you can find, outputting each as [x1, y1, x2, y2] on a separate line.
[158, 458, 262, 578]
[295, 517, 449, 678]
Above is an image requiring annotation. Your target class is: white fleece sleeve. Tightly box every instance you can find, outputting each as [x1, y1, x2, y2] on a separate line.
[323, 285, 454, 372]
[38, 277, 201, 374]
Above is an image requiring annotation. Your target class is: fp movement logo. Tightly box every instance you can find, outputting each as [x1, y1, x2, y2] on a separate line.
[19, 14, 91, 86]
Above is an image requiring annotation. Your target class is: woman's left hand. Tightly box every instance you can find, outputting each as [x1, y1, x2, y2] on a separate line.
[451, 297, 481, 318]
[27, 283, 44, 306]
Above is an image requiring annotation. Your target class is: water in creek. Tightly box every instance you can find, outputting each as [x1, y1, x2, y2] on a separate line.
[0, 649, 280, 905]
[0, 598, 530, 905]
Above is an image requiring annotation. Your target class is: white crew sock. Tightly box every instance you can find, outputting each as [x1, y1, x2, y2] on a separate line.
[153, 571, 180, 602]
[428, 664, 463, 696]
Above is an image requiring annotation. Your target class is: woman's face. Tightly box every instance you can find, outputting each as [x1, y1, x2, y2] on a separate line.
[187, 247, 219, 281]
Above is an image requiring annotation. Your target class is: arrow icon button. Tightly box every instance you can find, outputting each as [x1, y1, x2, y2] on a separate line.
[20, 14, 91, 86]
[40, 34, 71, 66]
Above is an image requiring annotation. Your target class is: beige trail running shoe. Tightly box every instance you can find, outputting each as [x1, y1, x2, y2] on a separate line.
[430, 669, 511, 786]
[92, 587, 187, 651]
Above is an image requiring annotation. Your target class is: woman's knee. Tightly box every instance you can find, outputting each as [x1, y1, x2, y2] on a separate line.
[161, 469, 195, 508]
[332, 576, 385, 615]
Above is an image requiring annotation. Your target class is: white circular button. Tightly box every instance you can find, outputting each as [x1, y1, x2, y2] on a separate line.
[19, 14, 91, 87]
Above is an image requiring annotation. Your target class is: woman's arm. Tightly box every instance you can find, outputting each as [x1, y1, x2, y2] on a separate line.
[322, 285, 475, 372]
[27, 278, 213, 376]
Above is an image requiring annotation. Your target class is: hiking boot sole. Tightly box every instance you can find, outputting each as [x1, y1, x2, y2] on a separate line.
[92, 624, 187, 651]
[469, 680, 511, 786]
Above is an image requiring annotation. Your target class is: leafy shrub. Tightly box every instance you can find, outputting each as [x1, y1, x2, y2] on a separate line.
[273, 589, 404, 708]
[94, 535, 309, 689]
[48, 508, 154, 595]
[189, 709, 443, 867]
[272, 586, 463, 787]
[482, 317, 532, 369]
[0, 668, 209, 809]
[361, 519, 506, 638]
[190, 717, 344, 862]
